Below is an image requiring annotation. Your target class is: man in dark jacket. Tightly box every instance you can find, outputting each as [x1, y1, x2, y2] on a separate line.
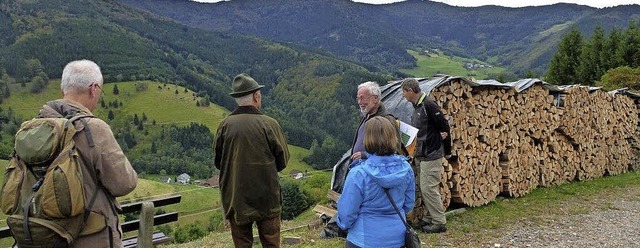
[214, 73, 290, 248]
[401, 78, 450, 234]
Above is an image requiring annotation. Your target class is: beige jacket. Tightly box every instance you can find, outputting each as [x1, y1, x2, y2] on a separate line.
[38, 99, 138, 248]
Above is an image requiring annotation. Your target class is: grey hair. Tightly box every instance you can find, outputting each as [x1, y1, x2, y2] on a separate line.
[61, 60, 103, 94]
[234, 92, 254, 106]
[358, 81, 381, 97]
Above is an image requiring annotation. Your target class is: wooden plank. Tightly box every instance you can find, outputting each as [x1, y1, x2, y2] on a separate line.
[0, 226, 10, 239]
[121, 212, 179, 233]
[327, 190, 340, 203]
[312, 204, 337, 218]
[119, 195, 182, 214]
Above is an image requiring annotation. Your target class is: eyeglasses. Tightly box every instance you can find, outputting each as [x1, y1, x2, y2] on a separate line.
[356, 95, 375, 102]
[93, 83, 106, 96]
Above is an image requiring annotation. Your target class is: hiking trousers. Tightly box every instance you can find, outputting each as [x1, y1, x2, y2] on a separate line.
[229, 216, 281, 248]
[418, 157, 447, 225]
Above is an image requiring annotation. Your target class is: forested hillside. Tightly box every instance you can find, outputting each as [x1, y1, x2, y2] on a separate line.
[118, 0, 640, 75]
[0, 0, 394, 169]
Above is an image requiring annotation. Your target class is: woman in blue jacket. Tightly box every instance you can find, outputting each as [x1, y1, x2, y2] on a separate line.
[337, 116, 416, 248]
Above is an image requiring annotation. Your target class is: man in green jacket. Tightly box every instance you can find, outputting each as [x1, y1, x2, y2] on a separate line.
[214, 73, 290, 248]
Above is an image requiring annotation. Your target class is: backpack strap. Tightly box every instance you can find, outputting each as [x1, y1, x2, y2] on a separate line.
[22, 194, 36, 241]
[66, 114, 95, 147]
[64, 114, 103, 238]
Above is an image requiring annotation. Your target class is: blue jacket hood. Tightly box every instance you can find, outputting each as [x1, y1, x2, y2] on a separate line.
[337, 153, 416, 247]
[361, 153, 412, 189]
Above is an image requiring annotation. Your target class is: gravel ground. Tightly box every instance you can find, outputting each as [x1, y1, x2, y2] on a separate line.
[490, 190, 640, 248]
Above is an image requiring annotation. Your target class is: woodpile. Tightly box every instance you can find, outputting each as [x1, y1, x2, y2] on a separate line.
[324, 77, 639, 228]
[423, 79, 639, 208]
[625, 96, 640, 171]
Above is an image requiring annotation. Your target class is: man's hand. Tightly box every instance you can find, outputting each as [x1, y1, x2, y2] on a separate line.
[350, 152, 363, 160]
[440, 132, 448, 139]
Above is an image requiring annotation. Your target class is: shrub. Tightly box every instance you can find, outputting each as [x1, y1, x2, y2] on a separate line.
[281, 180, 310, 220]
[174, 221, 208, 243]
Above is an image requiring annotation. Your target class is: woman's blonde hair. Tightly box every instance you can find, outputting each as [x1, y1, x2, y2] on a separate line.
[364, 116, 398, 156]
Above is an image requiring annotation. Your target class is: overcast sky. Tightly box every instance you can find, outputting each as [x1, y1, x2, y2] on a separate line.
[193, 0, 640, 8]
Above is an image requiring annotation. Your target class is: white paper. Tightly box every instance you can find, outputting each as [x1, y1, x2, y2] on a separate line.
[398, 121, 418, 147]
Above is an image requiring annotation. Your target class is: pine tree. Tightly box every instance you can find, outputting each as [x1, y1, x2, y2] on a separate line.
[108, 110, 114, 120]
[151, 141, 157, 153]
[133, 114, 139, 125]
[618, 19, 640, 68]
[604, 28, 624, 70]
[137, 120, 144, 131]
[546, 28, 583, 85]
[113, 84, 119, 95]
[280, 181, 309, 220]
[577, 26, 605, 85]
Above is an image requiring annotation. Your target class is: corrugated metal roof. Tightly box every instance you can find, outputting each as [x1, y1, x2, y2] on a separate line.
[609, 87, 640, 100]
[476, 79, 511, 88]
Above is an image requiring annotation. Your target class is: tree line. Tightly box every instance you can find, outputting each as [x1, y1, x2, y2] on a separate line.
[546, 18, 640, 88]
[129, 123, 215, 180]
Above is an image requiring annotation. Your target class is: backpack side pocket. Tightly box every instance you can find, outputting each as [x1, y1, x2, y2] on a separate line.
[1, 159, 24, 215]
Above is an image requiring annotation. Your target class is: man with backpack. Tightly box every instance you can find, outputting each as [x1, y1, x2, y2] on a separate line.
[1, 60, 138, 247]
[400, 78, 450, 234]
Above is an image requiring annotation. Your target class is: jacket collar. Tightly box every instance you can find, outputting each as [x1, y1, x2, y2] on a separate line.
[366, 103, 387, 120]
[413, 92, 427, 109]
[231, 106, 262, 115]
[38, 99, 93, 118]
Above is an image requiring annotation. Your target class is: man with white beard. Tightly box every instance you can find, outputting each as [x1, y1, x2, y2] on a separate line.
[349, 81, 403, 162]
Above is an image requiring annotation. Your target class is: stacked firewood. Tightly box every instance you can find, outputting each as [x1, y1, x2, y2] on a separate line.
[425, 79, 639, 208]
[625, 97, 640, 171]
[323, 78, 639, 227]
[431, 82, 504, 207]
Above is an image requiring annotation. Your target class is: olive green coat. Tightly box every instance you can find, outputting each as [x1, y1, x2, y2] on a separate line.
[214, 106, 289, 225]
[38, 99, 138, 248]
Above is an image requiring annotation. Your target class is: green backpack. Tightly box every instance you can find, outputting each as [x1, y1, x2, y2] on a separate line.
[0, 114, 106, 247]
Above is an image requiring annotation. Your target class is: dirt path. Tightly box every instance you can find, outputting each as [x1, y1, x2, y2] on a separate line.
[489, 187, 640, 248]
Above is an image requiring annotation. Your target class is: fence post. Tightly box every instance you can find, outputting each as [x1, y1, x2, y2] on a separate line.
[138, 201, 154, 248]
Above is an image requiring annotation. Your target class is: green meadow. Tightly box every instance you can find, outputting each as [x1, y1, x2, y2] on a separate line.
[2, 81, 228, 132]
[400, 50, 505, 80]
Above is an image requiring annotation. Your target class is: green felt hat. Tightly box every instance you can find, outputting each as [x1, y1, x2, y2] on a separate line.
[230, 73, 264, 97]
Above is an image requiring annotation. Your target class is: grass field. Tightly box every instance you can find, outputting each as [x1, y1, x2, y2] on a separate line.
[400, 50, 505, 80]
[2, 81, 228, 133]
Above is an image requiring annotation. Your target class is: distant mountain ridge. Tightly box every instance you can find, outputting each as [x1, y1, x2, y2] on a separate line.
[117, 0, 640, 75]
[0, 0, 392, 166]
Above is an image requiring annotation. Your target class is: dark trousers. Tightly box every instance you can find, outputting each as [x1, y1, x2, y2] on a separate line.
[229, 216, 281, 248]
